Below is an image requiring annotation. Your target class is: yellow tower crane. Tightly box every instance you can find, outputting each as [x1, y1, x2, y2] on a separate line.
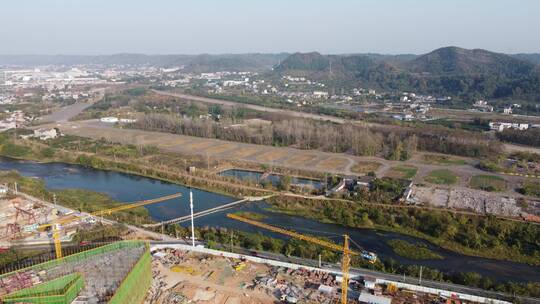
[40, 192, 182, 259]
[227, 213, 356, 304]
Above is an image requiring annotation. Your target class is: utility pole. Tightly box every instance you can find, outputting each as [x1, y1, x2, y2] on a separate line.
[161, 222, 164, 235]
[53, 194, 57, 207]
[14, 182, 18, 195]
[318, 254, 322, 268]
[190, 190, 195, 247]
[419, 266, 423, 285]
[230, 231, 234, 253]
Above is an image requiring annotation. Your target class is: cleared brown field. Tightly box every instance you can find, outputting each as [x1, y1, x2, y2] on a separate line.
[285, 153, 318, 166]
[255, 150, 290, 162]
[203, 143, 237, 155]
[181, 141, 217, 150]
[316, 157, 349, 171]
[227, 146, 262, 159]
[350, 161, 382, 175]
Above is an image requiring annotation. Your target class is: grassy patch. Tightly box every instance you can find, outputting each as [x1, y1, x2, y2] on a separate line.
[387, 239, 444, 260]
[0, 171, 153, 225]
[53, 189, 153, 225]
[233, 211, 267, 221]
[387, 166, 417, 179]
[423, 154, 467, 166]
[518, 180, 540, 198]
[469, 175, 507, 192]
[425, 169, 458, 185]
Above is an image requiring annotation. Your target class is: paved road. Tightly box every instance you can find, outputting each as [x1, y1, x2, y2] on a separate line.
[49, 119, 529, 185]
[37, 89, 104, 123]
[155, 91, 540, 157]
[152, 241, 538, 304]
[11, 238, 537, 303]
[152, 90, 347, 124]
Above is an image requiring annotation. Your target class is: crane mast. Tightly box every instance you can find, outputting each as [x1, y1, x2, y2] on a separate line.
[226, 213, 356, 304]
[42, 193, 182, 259]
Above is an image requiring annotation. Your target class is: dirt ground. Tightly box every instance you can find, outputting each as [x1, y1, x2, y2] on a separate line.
[148, 249, 342, 304]
[48, 120, 535, 192]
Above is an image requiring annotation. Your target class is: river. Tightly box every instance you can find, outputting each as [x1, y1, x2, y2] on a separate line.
[0, 157, 538, 283]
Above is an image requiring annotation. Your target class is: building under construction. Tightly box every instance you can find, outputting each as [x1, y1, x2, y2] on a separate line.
[0, 241, 151, 304]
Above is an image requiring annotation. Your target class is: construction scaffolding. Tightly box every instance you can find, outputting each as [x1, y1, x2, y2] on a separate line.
[0, 241, 152, 303]
[108, 249, 152, 304]
[2, 273, 84, 304]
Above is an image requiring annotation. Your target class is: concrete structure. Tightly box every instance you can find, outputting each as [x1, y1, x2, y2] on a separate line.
[489, 122, 529, 132]
[358, 292, 392, 304]
[151, 243, 513, 304]
[33, 128, 60, 140]
[100, 117, 119, 123]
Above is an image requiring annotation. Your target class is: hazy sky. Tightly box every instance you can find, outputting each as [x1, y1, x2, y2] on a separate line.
[1, 0, 539, 55]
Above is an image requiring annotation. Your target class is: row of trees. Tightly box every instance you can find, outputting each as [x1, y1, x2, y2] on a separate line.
[132, 114, 418, 159]
[497, 128, 540, 147]
[269, 195, 540, 265]
[132, 112, 501, 159]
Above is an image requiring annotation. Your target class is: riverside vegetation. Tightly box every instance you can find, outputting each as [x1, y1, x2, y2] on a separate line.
[266, 195, 540, 266]
[386, 239, 443, 260]
[0, 131, 539, 297]
[160, 222, 540, 299]
[0, 132, 538, 266]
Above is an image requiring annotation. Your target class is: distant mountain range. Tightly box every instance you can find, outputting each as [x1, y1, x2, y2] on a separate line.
[273, 47, 540, 101]
[1, 47, 540, 102]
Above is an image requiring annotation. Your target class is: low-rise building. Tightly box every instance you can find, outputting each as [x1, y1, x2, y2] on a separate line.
[33, 128, 60, 140]
[489, 122, 529, 132]
[100, 117, 119, 123]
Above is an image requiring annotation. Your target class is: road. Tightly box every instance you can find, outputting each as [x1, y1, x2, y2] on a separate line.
[37, 88, 104, 123]
[155, 91, 540, 156]
[10, 238, 537, 303]
[13, 190, 177, 244]
[152, 241, 538, 304]
[152, 90, 347, 124]
[49, 119, 530, 186]
[8, 191, 537, 303]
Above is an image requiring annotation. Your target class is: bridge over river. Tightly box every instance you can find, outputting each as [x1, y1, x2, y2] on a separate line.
[143, 195, 274, 228]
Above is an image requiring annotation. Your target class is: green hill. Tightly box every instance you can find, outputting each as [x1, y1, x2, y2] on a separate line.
[273, 47, 540, 102]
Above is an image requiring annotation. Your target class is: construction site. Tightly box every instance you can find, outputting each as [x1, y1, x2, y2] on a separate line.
[0, 176, 530, 303]
[0, 191, 93, 248]
[148, 246, 451, 304]
[0, 241, 150, 304]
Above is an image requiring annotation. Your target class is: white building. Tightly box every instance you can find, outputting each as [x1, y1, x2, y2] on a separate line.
[489, 122, 529, 132]
[313, 91, 329, 98]
[33, 128, 60, 140]
[100, 117, 119, 123]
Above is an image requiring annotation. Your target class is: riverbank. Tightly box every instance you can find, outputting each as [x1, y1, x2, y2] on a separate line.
[1, 144, 539, 298]
[1, 134, 539, 266]
[266, 196, 540, 266]
[0, 170, 153, 225]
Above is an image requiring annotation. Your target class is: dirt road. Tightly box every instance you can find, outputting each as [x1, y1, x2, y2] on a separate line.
[38, 89, 104, 123]
[50, 120, 527, 189]
[152, 90, 347, 124]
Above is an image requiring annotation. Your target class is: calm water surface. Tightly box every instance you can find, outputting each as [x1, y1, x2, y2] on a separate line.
[0, 157, 538, 283]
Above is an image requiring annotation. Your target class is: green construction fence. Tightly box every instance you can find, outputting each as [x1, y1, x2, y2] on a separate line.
[0, 241, 151, 303]
[108, 248, 152, 304]
[2, 273, 84, 304]
[0, 240, 146, 282]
